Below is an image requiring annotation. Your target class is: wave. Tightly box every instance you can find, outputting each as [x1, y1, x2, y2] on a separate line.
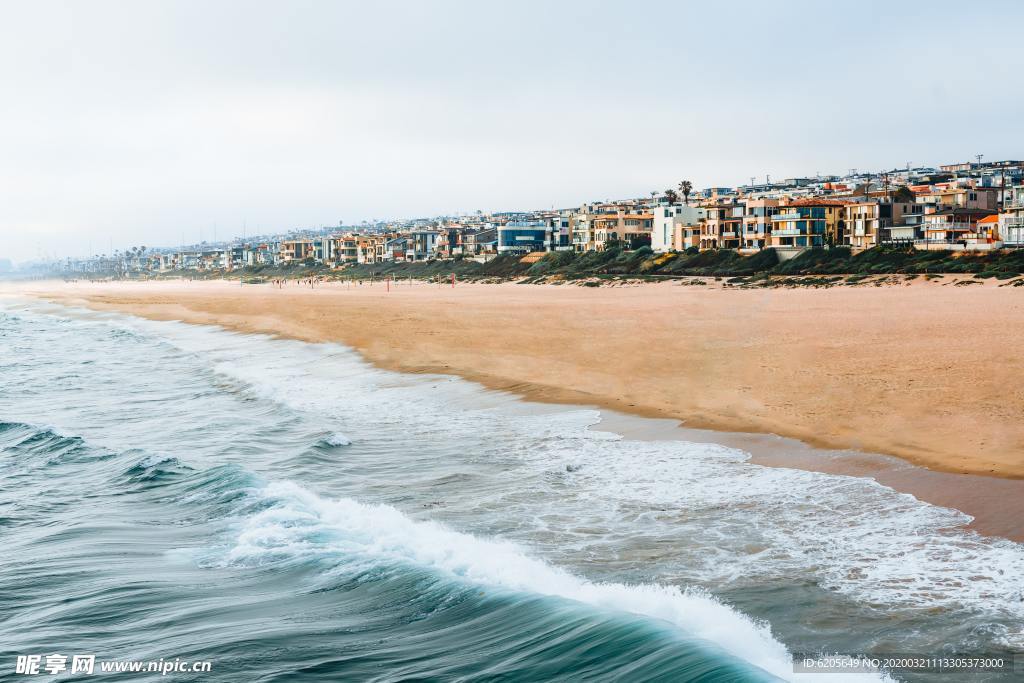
[319, 432, 352, 447]
[221, 480, 887, 682]
[0, 420, 114, 466]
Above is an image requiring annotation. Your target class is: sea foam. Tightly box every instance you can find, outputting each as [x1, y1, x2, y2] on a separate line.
[223, 480, 889, 682]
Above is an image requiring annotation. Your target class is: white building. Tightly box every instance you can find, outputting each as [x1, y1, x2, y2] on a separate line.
[651, 205, 706, 252]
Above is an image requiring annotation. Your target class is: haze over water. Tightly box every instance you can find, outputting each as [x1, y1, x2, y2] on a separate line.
[1, 298, 1022, 681]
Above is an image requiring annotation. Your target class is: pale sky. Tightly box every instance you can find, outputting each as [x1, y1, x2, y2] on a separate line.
[2, 0, 1022, 263]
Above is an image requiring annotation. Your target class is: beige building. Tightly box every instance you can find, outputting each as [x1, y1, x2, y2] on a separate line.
[769, 199, 846, 248]
[700, 202, 743, 250]
[843, 201, 916, 249]
[916, 187, 999, 212]
[741, 199, 780, 250]
[591, 210, 653, 250]
[279, 239, 314, 262]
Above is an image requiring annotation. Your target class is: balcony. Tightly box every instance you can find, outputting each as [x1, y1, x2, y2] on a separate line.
[773, 211, 802, 220]
[922, 221, 976, 232]
[1003, 219, 1024, 246]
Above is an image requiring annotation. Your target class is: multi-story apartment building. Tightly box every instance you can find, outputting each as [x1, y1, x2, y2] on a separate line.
[740, 199, 780, 250]
[279, 239, 314, 262]
[769, 199, 846, 248]
[313, 236, 336, 264]
[920, 208, 999, 245]
[435, 228, 459, 258]
[497, 221, 553, 254]
[999, 184, 1024, 246]
[332, 235, 359, 263]
[546, 215, 572, 251]
[356, 235, 386, 264]
[651, 205, 705, 252]
[843, 201, 916, 249]
[916, 186, 999, 212]
[463, 228, 497, 256]
[571, 210, 594, 252]
[591, 210, 653, 250]
[406, 230, 439, 261]
[673, 221, 703, 251]
[700, 202, 743, 250]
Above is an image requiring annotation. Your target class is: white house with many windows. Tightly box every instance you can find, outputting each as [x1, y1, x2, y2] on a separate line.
[651, 205, 705, 252]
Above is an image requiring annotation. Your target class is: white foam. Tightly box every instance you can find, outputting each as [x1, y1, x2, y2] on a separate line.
[323, 432, 351, 447]
[226, 480, 888, 682]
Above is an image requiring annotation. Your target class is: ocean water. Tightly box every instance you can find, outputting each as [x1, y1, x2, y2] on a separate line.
[1, 298, 1022, 682]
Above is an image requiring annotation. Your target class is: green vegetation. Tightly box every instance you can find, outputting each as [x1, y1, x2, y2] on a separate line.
[773, 245, 1024, 277]
[151, 244, 1024, 286]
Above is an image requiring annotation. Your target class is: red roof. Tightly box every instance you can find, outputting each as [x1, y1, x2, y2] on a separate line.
[977, 215, 999, 224]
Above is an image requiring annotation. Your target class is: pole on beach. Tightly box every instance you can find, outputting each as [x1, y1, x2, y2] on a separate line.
[451, 273, 455, 288]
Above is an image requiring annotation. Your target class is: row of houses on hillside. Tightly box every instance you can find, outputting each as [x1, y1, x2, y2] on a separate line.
[57, 159, 1024, 275]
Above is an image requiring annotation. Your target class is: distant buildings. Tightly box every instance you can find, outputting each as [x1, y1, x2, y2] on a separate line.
[55, 158, 1024, 276]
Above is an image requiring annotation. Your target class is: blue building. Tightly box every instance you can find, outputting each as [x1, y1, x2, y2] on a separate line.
[497, 221, 551, 253]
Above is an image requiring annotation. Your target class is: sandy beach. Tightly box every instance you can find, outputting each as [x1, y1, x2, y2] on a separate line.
[16, 277, 1024, 478]
[10, 276, 1024, 541]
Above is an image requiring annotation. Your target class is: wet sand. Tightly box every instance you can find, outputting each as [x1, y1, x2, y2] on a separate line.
[12, 277, 1024, 541]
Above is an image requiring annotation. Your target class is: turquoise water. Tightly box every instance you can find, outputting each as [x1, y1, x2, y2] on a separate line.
[1, 299, 1021, 682]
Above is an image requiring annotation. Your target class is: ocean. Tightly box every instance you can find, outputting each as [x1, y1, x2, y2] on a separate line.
[1, 298, 1022, 682]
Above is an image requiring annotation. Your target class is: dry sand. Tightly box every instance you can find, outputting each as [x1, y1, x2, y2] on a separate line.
[12, 276, 1024, 539]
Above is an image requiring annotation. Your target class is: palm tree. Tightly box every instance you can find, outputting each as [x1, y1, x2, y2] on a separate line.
[665, 189, 679, 204]
[678, 180, 693, 206]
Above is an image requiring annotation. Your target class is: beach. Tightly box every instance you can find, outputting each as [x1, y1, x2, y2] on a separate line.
[4, 280, 1019, 679]
[14, 276, 1024, 540]
[20, 277, 1024, 478]
[4, 293, 1023, 680]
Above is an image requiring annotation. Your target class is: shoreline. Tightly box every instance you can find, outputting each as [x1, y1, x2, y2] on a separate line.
[8, 278, 1024, 542]
[595, 410, 1024, 542]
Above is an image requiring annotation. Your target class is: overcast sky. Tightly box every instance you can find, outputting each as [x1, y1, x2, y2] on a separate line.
[2, 0, 1022, 263]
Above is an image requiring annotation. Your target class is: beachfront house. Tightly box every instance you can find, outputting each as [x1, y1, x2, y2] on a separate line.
[280, 239, 314, 263]
[546, 215, 573, 251]
[435, 227, 466, 258]
[918, 208, 1000, 249]
[591, 210, 653, 250]
[570, 209, 595, 252]
[769, 199, 846, 249]
[313, 237, 336, 265]
[700, 201, 743, 250]
[497, 221, 552, 254]
[332, 235, 359, 264]
[462, 227, 498, 257]
[999, 184, 1024, 247]
[843, 201, 917, 249]
[384, 237, 408, 262]
[652, 205, 705, 252]
[406, 230, 439, 261]
[740, 198, 780, 251]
